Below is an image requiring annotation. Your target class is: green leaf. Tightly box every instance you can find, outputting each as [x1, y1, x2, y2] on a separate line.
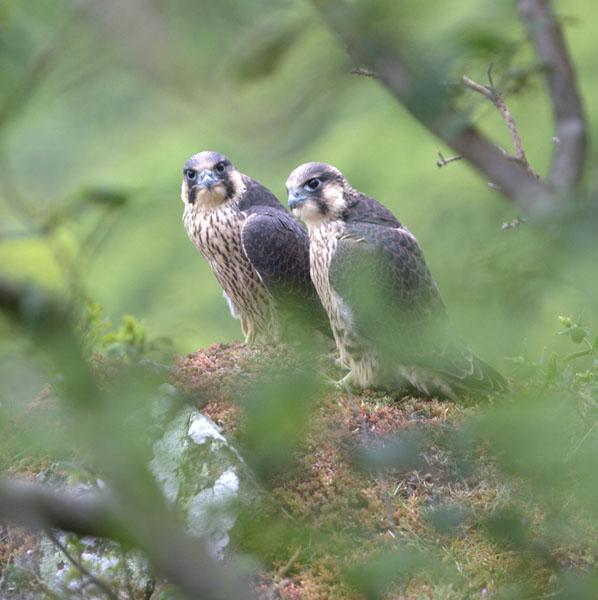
[558, 315, 574, 329]
[563, 350, 592, 363]
[545, 352, 560, 381]
[570, 326, 588, 344]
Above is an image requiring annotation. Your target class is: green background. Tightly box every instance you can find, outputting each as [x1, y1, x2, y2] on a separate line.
[1, 0, 596, 363]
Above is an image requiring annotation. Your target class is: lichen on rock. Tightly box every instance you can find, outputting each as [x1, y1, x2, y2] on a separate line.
[149, 404, 282, 562]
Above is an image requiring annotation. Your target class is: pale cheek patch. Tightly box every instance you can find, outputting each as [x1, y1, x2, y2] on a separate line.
[322, 185, 346, 217]
[181, 181, 187, 204]
[229, 171, 246, 197]
[294, 200, 327, 226]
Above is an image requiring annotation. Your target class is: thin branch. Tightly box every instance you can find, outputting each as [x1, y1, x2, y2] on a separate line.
[46, 528, 120, 600]
[0, 278, 255, 599]
[275, 546, 302, 580]
[310, 0, 551, 211]
[501, 216, 528, 229]
[0, 480, 115, 539]
[436, 151, 463, 168]
[461, 65, 542, 181]
[517, 0, 587, 191]
[0, 479, 255, 600]
[351, 67, 381, 80]
[25, 569, 65, 600]
[460, 75, 490, 98]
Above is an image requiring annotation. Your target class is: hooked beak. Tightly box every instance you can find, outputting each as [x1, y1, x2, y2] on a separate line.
[288, 189, 308, 211]
[198, 169, 219, 190]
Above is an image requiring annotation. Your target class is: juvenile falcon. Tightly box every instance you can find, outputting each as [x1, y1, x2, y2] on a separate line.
[181, 151, 330, 344]
[286, 162, 507, 397]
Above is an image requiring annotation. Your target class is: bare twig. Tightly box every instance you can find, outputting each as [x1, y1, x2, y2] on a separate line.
[436, 151, 463, 168]
[275, 546, 302, 580]
[25, 569, 64, 600]
[565, 422, 597, 461]
[0, 479, 255, 600]
[351, 67, 381, 80]
[460, 75, 490, 98]
[517, 0, 587, 191]
[0, 277, 255, 600]
[461, 65, 542, 181]
[310, 0, 550, 210]
[46, 528, 120, 600]
[501, 216, 528, 229]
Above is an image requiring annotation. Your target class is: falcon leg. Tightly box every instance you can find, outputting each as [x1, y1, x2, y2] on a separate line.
[338, 370, 354, 389]
[241, 316, 257, 345]
[321, 369, 354, 391]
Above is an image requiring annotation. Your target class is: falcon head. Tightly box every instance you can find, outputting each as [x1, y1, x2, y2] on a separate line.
[181, 151, 245, 209]
[286, 162, 349, 226]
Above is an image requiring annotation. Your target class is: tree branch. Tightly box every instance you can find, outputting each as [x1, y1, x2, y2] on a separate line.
[436, 151, 463, 168]
[351, 67, 381, 80]
[0, 479, 254, 600]
[310, 0, 551, 211]
[46, 529, 120, 600]
[462, 65, 542, 181]
[517, 0, 586, 191]
[0, 278, 256, 599]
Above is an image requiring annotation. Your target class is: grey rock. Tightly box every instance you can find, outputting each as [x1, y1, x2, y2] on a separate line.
[150, 406, 279, 560]
[5, 402, 282, 598]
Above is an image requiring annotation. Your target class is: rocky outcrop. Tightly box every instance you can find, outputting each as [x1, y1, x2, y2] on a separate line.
[3, 379, 283, 598]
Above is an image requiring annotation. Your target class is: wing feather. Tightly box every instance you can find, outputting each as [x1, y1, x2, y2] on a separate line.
[329, 222, 505, 390]
[241, 208, 331, 338]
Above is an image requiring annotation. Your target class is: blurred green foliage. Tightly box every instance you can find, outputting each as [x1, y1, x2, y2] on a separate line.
[0, 0, 595, 358]
[78, 299, 173, 362]
[2, 0, 598, 598]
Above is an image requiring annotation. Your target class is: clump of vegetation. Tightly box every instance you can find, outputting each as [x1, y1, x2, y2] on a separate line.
[160, 331, 598, 599]
[508, 315, 598, 400]
[78, 300, 173, 363]
[4, 310, 598, 599]
[2, 0, 598, 597]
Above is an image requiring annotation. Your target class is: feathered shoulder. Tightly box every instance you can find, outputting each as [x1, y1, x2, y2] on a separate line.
[238, 175, 284, 211]
[343, 191, 402, 228]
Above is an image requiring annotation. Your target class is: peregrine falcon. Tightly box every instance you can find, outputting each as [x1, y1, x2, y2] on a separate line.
[286, 162, 507, 397]
[181, 151, 331, 344]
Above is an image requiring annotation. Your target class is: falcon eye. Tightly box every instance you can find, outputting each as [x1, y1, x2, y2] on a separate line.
[185, 169, 197, 181]
[215, 162, 226, 174]
[305, 178, 321, 191]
